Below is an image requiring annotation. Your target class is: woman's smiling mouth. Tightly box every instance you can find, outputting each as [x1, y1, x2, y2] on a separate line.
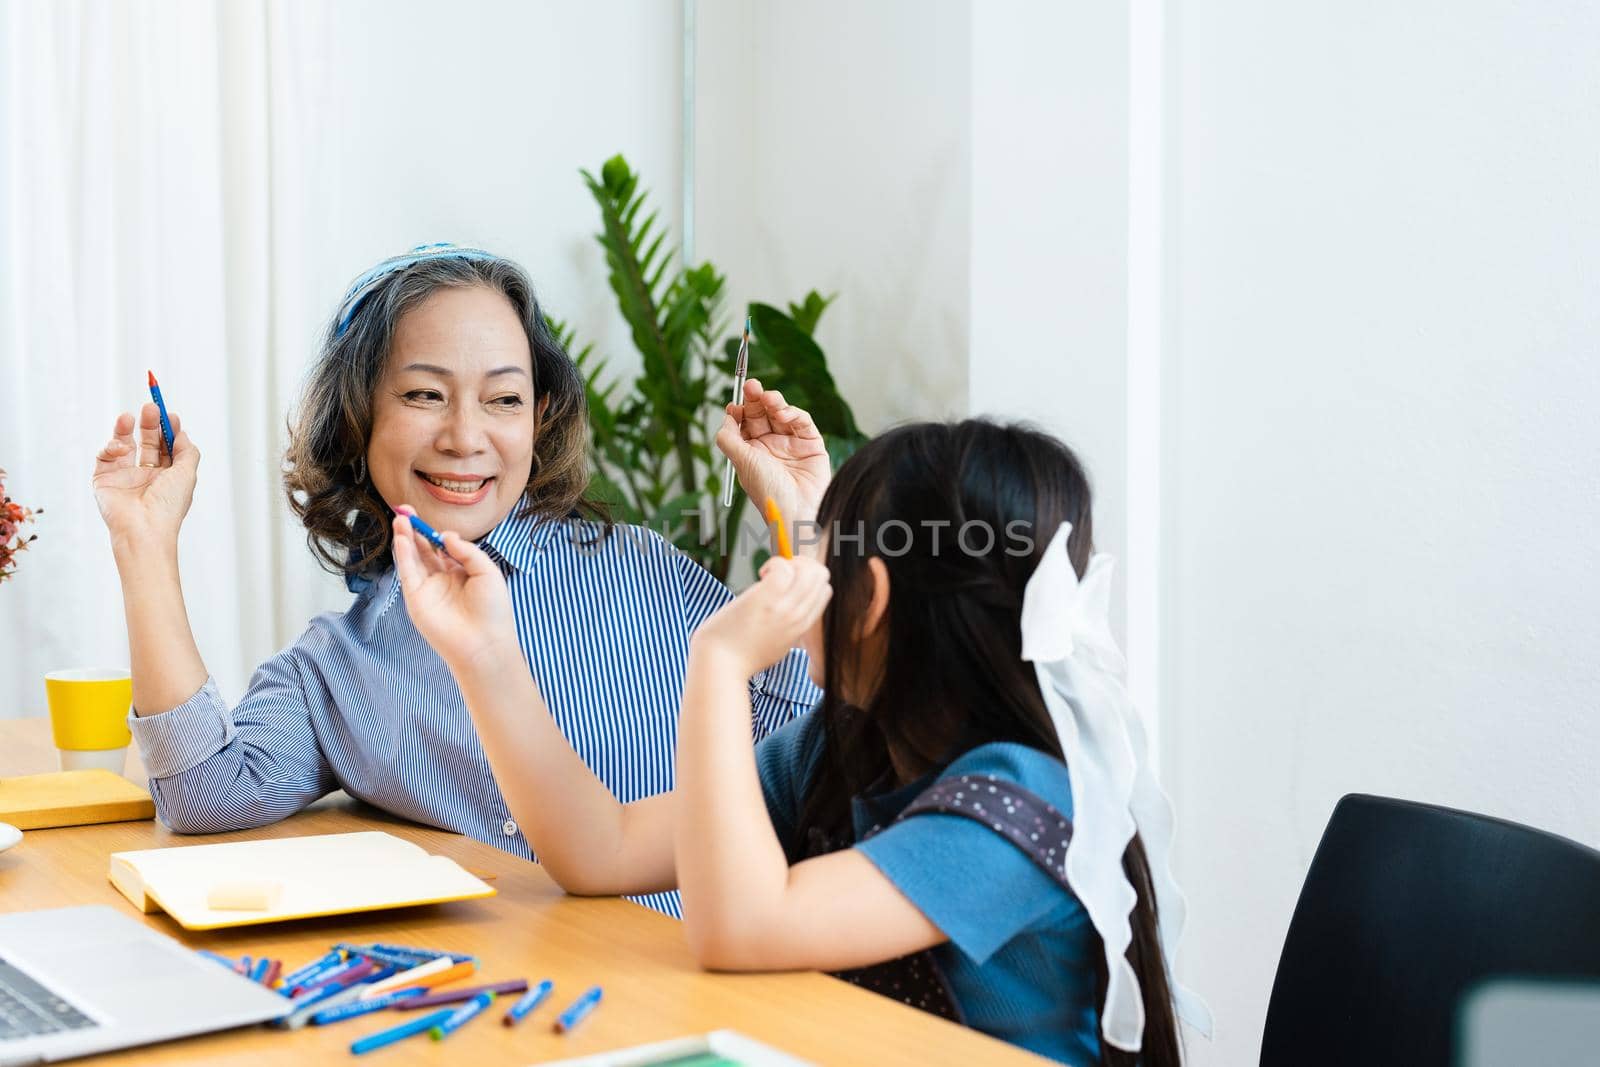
[416, 470, 495, 504]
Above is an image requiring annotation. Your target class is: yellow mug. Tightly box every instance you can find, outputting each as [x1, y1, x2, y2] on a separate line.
[45, 668, 133, 773]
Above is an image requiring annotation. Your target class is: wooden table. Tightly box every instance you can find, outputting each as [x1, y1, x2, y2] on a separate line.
[0, 718, 1046, 1065]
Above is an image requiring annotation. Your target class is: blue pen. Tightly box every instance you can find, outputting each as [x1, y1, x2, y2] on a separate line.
[430, 991, 495, 1040]
[311, 987, 426, 1025]
[553, 985, 603, 1033]
[502, 979, 553, 1026]
[146, 370, 175, 456]
[350, 1007, 455, 1055]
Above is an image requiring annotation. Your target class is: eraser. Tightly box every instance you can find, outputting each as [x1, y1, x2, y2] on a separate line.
[207, 879, 284, 911]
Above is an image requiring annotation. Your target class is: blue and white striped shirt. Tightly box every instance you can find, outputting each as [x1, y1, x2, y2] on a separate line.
[127, 501, 821, 917]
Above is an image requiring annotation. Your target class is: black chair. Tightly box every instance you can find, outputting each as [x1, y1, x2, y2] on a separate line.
[1259, 793, 1600, 1067]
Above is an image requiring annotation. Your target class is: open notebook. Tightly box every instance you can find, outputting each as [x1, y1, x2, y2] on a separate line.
[108, 831, 496, 930]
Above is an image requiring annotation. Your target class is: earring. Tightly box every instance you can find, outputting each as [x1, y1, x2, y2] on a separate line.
[353, 456, 367, 484]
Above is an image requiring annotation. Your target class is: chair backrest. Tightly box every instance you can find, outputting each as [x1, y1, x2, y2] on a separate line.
[1259, 793, 1600, 1067]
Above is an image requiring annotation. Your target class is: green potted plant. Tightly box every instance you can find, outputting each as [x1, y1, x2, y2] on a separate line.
[558, 155, 864, 583]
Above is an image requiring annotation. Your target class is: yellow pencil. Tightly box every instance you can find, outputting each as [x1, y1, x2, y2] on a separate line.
[764, 497, 794, 560]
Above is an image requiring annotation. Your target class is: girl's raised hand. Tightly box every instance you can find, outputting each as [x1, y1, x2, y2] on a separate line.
[690, 555, 832, 678]
[716, 378, 831, 526]
[391, 508, 518, 674]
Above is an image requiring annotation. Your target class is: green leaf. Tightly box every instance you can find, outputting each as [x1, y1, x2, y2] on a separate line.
[745, 301, 861, 440]
[786, 290, 835, 336]
[574, 157, 862, 583]
[581, 154, 723, 500]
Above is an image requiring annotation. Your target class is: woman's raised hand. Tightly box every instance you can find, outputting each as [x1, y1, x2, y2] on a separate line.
[92, 404, 200, 552]
[391, 508, 520, 675]
[715, 378, 832, 525]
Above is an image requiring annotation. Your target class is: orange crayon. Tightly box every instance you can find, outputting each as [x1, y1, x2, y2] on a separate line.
[764, 497, 793, 560]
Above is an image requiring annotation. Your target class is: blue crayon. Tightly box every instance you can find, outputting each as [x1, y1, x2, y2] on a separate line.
[311, 987, 426, 1025]
[367, 942, 474, 964]
[351, 1007, 456, 1055]
[280, 949, 346, 991]
[553, 985, 603, 1033]
[430, 991, 495, 1040]
[284, 981, 346, 1015]
[397, 511, 446, 551]
[343, 948, 422, 970]
[146, 370, 175, 456]
[332, 943, 476, 976]
[248, 957, 271, 983]
[503, 980, 553, 1026]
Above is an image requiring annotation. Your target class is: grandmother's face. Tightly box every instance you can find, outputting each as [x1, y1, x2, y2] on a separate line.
[368, 285, 537, 543]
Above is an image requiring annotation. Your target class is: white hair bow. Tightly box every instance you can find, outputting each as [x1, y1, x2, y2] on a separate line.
[1020, 522, 1213, 1052]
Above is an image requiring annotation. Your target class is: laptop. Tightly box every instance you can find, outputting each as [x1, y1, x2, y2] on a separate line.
[0, 906, 287, 1065]
[1458, 978, 1600, 1067]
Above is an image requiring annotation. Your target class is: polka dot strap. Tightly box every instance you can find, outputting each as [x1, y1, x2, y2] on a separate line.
[815, 772, 1075, 1024]
[893, 772, 1075, 890]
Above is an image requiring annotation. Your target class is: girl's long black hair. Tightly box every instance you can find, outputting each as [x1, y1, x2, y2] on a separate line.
[794, 419, 1181, 1067]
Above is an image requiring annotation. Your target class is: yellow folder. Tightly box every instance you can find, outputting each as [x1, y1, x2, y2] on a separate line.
[107, 831, 496, 930]
[0, 770, 155, 830]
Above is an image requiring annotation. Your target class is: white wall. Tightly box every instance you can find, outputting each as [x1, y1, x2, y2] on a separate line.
[970, 0, 1135, 640]
[967, 3, 1600, 1061]
[1166, 3, 1600, 1064]
[275, 0, 687, 638]
[693, 0, 971, 433]
[0, 0, 684, 709]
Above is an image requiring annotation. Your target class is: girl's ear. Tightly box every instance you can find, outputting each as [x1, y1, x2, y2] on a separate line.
[854, 556, 891, 641]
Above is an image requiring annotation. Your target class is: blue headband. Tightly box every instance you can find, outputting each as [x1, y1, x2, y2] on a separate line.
[334, 242, 499, 338]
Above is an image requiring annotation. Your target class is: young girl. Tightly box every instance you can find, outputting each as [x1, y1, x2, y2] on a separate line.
[391, 416, 1208, 1065]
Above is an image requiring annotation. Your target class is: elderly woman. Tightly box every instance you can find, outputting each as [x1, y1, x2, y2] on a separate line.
[92, 244, 827, 916]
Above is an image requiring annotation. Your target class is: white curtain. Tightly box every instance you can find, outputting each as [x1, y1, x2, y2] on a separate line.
[0, 0, 346, 720]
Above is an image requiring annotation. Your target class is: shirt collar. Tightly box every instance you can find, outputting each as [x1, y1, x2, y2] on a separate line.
[344, 496, 568, 594]
[477, 494, 572, 573]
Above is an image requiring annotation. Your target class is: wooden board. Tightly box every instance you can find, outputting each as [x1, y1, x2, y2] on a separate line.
[0, 768, 156, 829]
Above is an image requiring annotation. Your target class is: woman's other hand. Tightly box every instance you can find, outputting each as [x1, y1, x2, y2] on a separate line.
[92, 404, 200, 553]
[715, 378, 831, 526]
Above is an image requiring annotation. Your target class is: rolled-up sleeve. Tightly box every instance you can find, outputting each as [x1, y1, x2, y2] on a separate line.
[127, 649, 338, 834]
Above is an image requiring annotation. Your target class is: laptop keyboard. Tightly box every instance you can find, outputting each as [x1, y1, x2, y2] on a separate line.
[0, 959, 98, 1041]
